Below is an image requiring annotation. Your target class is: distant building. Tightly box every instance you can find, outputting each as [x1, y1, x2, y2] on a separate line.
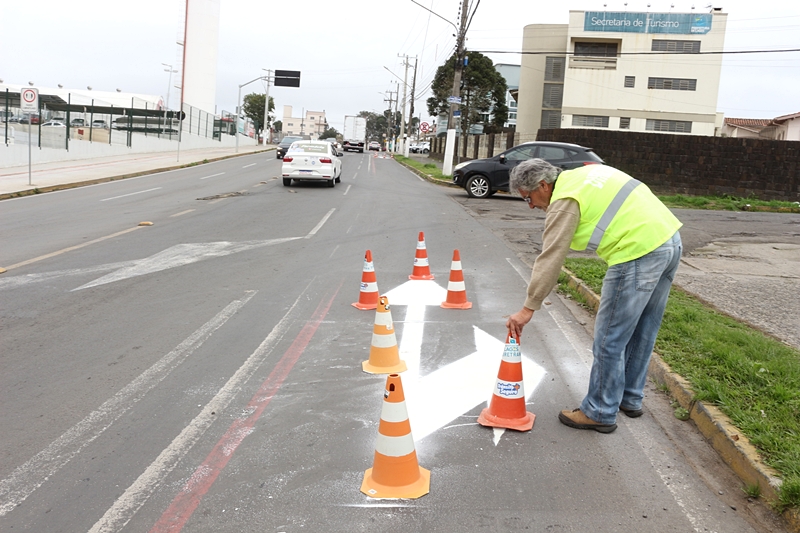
[281, 106, 327, 139]
[722, 113, 800, 141]
[517, 9, 728, 138]
[495, 64, 520, 128]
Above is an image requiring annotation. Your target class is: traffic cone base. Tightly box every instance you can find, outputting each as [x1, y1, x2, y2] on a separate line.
[362, 359, 407, 374]
[477, 409, 535, 432]
[361, 465, 430, 499]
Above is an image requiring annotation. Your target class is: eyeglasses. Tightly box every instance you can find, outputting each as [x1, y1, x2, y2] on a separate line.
[521, 193, 533, 204]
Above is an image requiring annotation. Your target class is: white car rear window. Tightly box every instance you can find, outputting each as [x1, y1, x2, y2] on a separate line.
[289, 143, 329, 154]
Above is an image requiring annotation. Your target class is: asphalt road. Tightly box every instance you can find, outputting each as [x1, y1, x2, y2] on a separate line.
[0, 152, 776, 532]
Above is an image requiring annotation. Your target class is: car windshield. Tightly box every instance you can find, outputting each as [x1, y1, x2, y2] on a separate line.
[279, 137, 303, 147]
[288, 143, 329, 154]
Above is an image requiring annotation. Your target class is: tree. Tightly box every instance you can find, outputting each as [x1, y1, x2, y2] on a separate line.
[426, 51, 508, 134]
[320, 126, 339, 139]
[273, 120, 282, 133]
[359, 109, 403, 141]
[242, 93, 275, 135]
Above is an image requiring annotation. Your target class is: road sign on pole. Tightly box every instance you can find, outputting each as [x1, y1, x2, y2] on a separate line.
[420, 122, 430, 133]
[446, 96, 461, 105]
[21, 88, 39, 113]
[274, 70, 301, 87]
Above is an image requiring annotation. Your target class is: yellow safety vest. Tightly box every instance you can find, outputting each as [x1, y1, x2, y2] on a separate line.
[550, 165, 682, 265]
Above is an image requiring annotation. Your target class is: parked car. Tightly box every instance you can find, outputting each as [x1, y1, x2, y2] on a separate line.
[368, 141, 381, 151]
[41, 121, 66, 128]
[19, 114, 40, 124]
[452, 141, 604, 199]
[70, 118, 86, 127]
[410, 141, 430, 154]
[275, 136, 304, 159]
[281, 140, 342, 187]
[91, 120, 108, 129]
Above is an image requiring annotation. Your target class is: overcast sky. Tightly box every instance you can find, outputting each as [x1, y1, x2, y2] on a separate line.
[2, 1, 799, 131]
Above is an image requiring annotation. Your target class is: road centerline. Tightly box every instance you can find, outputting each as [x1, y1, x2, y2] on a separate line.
[100, 187, 162, 201]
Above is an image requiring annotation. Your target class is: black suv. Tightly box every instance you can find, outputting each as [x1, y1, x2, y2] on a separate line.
[276, 136, 305, 159]
[452, 141, 604, 198]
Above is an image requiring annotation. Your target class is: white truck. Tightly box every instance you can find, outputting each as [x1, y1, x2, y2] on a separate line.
[342, 115, 366, 153]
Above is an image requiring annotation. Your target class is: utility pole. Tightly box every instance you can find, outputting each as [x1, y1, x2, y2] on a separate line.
[398, 54, 410, 157]
[262, 69, 273, 144]
[408, 56, 418, 146]
[443, 0, 470, 176]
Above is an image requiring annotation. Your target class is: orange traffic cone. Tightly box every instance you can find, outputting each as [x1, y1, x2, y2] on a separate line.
[478, 337, 535, 431]
[362, 296, 407, 374]
[361, 373, 430, 499]
[352, 250, 379, 310]
[441, 249, 472, 309]
[409, 232, 434, 280]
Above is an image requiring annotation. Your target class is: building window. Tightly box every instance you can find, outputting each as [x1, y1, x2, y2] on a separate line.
[646, 119, 692, 133]
[541, 110, 561, 129]
[545, 57, 565, 81]
[648, 77, 697, 91]
[288, 122, 293, 126]
[309, 116, 315, 120]
[542, 84, 563, 109]
[574, 42, 618, 57]
[509, 100, 517, 108]
[620, 117, 631, 129]
[624, 76, 635, 88]
[509, 113, 517, 120]
[652, 40, 701, 53]
[573, 115, 609, 128]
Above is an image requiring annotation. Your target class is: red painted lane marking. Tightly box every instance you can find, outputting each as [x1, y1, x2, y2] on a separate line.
[149, 286, 340, 533]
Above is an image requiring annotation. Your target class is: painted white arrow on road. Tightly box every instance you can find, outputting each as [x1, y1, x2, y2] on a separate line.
[73, 238, 301, 291]
[383, 280, 546, 444]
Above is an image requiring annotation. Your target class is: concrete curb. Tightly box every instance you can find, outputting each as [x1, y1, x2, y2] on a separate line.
[394, 157, 460, 189]
[560, 267, 799, 531]
[0, 148, 273, 201]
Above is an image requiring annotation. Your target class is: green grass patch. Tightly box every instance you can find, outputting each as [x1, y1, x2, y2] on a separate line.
[394, 155, 450, 183]
[658, 194, 800, 213]
[559, 256, 800, 510]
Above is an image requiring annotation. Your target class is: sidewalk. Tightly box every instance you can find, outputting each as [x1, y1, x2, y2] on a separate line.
[0, 144, 272, 199]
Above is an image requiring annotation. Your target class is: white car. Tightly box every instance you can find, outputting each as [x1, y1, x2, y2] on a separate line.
[41, 121, 66, 128]
[282, 140, 342, 187]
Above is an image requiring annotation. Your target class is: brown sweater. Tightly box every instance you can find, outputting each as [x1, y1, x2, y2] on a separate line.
[524, 198, 581, 311]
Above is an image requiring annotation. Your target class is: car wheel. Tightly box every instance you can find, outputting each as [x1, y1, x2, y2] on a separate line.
[335, 173, 341, 183]
[328, 178, 335, 188]
[465, 175, 491, 198]
[422, 149, 429, 154]
[283, 178, 291, 186]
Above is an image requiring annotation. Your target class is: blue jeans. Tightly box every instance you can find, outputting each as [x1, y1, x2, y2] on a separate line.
[580, 231, 682, 424]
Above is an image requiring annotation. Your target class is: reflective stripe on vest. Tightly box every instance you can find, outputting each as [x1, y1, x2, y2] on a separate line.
[585, 178, 641, 252]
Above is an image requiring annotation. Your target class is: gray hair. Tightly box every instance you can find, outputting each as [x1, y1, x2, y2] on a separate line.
[509, 158, 560, 195]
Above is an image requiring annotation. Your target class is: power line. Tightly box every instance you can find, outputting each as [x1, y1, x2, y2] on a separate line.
[476, 48, 800, 56]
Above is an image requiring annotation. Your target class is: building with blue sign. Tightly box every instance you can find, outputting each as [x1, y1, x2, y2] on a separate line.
[516, 8, 728, 138]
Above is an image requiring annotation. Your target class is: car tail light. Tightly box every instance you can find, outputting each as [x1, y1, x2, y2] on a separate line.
[283, 156, 293, 162]
[582, 161, 599, 165]
[319, 157, 332, 163]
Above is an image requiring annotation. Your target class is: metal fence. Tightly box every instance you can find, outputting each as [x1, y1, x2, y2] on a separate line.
[2, 89, 253, 151]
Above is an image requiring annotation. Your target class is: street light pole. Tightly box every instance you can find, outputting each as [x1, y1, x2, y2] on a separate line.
[236, 75, 267, 153]
[162, 63, 178, 138]
[262, 69, 273, 145]
[443, 0, 470, 176]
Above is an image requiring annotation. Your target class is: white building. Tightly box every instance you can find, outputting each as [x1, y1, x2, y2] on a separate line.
[516, 9, 728, 139]
[281, 106, 327, 139]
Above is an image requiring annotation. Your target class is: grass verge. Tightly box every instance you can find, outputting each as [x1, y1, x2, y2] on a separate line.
[658, 194, 800, 213]
[559, 257, 800, 511]
[394, 155, 451, 184]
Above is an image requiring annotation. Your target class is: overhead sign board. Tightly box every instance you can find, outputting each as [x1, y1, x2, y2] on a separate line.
[274, 70, 301, 88]
[584, 12, 713, 34]
[447, 96, 462, 104]
[21, 88, 39, 113]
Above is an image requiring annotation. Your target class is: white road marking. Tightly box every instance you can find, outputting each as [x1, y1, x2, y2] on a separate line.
[384, 280, 545, 444]
[170, 209, 195, 218]
[0, 292, 257, 518]
[200, 172, 225, 180]
[0, 261, 134, 291]
[88, 285, 311, 533]
[242, 163, 256, 168]
[329, 244, 339, 259]
[2, 227, 142, 271]
[100, 187, 162, 201]
[73, 237, 302, 291]
[305, 208, 335, 239]
[343, 184, 352, 195]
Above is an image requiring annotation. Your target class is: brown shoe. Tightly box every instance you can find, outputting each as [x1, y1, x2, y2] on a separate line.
[558, 408, 617, 433]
